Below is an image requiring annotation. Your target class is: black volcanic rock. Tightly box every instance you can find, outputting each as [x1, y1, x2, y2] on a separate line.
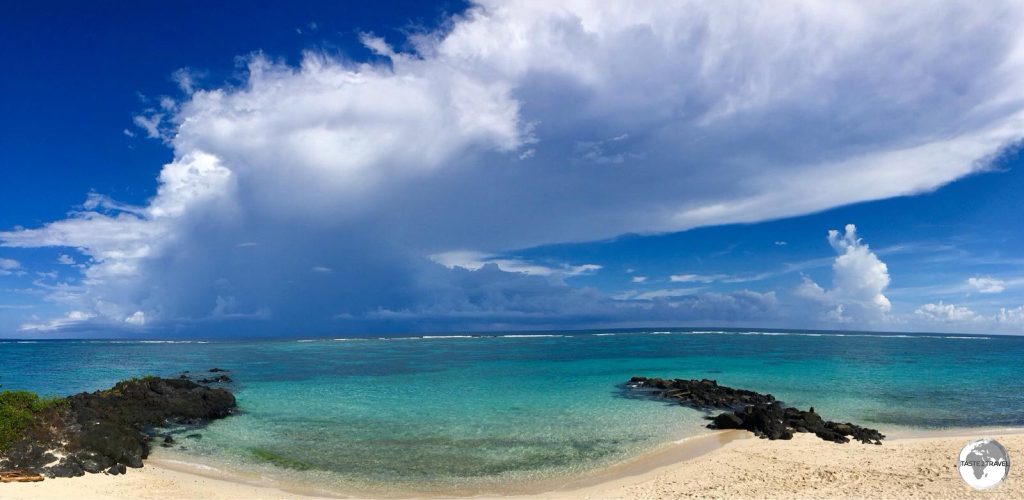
[198, 375, 232, 384]
[627, 376, 777, 409]
[0, 377, 236, 478]
[734, 403, 793, 440]
[626, 376, 884, 445]
[106, 463, 126, 475]
[710, 412, 743, 429]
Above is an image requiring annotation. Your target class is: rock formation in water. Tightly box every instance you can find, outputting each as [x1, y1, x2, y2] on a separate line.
[626, 376, 884, 444]
[0, 373, 236, 478]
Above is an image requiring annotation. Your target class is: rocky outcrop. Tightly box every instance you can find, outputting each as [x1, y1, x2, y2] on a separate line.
[626, 376, 884, 444]
[627, 377, 777, 408]
[198, 374, 232, 384]
[0, 375, 236, 478]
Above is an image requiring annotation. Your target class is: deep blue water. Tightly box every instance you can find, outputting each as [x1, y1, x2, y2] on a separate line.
[2, 328, 1022, 493]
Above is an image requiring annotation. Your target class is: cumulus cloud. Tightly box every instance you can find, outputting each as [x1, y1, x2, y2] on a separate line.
[4, 0, 1024, 334]
[968, 276, 1006, 294]
[795, 224, 891, 322]
[908, 302, 1024, 333]
[997, 305, 1024, 326]
[914, 302, 980, 323]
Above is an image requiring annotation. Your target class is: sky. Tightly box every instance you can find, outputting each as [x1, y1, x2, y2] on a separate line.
[2, 0, 1024, 338]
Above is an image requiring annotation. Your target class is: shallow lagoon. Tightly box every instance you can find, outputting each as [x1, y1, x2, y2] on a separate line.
[3, 329, 1021, 492]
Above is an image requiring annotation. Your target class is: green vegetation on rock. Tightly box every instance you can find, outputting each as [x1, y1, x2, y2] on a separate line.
[0, 390, 63, 452]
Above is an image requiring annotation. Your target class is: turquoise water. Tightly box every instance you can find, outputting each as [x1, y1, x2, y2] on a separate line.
[2, 329, 1023, 493]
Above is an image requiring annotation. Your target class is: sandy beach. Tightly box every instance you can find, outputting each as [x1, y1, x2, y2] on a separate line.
[3, 431, 1020, 499]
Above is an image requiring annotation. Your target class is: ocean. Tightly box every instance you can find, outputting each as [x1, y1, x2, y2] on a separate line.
[2, 328, 1022, 494]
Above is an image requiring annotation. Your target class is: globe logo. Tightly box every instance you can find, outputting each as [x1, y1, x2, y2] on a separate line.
[958, 439, 1010, 490]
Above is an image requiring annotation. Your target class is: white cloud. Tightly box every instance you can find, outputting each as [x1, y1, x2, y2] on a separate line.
[82, 192, 147, 216]
[631, 276, 647, 283]
[430, 251, 600, 277]
[4, 1, 1024, 333]
[124, 310, 147, 326]
[360, 33, 398, 59]
[2, 152, 231, 288]
[670, 273, 726, 283]
[997, 305, 1024, 325]
[616, 287, 702, 300]
[795, 224, 891, 322]
[0, 258, 20, 276]
[915, 302, 980, 323]
[968, 276, 1005, 294]
[57, 253, 76, 265]
[172, 68, 202, 95]
[312, 266, 333, 274]
[132, 113, 164, 139]
[20, 310, 96, 332]
[908, 302, 1024, 332]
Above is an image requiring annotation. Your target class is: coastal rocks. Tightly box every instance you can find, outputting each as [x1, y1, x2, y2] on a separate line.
[46, 460, 84, 478]
[709, 411, 744, 429]
[817, 420, 885, 445]
[626, 376, 884, 445]
[68, 377, 235, 426]
[178, 367, 233, 385]
[720, 404, 884, 444]
[733, 403, 793, 440]
[0, 377, 236, 479]
[106, 463, 127, 475]
[627, 377, 777, 409]
[198, 374, 232, 384]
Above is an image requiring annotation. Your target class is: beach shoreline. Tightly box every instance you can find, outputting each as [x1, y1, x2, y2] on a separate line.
[4, 428, 1022, 499]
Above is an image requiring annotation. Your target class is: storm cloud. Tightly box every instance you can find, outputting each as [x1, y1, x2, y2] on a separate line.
[4, 0, 1024, 334]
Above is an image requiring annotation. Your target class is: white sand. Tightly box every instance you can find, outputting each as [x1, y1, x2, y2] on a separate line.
[3, 431, 1021, 499]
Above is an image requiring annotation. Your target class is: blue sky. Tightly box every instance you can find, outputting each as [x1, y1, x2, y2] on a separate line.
[2, 1, 1024, 337]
